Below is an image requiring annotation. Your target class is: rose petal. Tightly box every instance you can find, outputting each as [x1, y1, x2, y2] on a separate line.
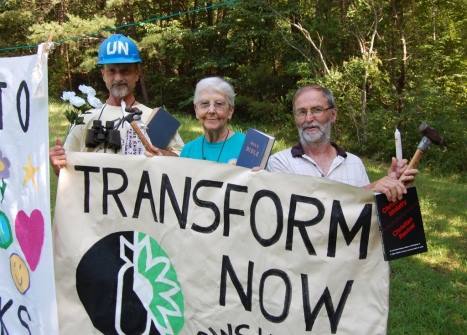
[69, 96, 86, 108]
[78, 85, 96, 96]
[87, 95, 103, 108]
[61, 91, 76, 101]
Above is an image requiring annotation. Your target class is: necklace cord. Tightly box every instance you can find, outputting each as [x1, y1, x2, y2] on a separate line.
[202, 129, 230, 162]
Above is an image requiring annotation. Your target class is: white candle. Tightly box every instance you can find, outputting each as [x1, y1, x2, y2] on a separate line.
[394, 128, 403, 160]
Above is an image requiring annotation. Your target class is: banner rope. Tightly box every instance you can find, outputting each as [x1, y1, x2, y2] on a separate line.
[0, 0, 237, 53]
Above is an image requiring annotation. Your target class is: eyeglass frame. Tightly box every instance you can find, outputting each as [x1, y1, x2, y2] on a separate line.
[293, 106, 334, 119]
[195, 100, 230, 112]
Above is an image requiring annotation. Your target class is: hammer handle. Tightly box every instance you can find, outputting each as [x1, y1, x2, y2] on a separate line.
[130, 121, 178, 156]
[130, 121, 153, 152]
[407, 149, 424, 171]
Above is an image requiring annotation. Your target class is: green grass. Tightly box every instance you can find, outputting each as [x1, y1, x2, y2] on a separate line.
[366, 163, 466, 334]
[49, 102, 466, 334]
[49, 102, 70, 215]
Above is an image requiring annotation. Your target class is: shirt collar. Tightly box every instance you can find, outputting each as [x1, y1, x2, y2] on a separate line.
[291, 142, 347, 158]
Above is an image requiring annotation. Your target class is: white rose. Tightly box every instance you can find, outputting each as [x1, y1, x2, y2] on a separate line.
[87, 95, 103, 108]
[61, 91, 76, 102]
[69, 96, 86, 108]
[78, 85, 96, 96]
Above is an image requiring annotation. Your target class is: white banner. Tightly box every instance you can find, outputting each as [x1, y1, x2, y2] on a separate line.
[54, 153, 389, 334]
[0, 53, 58, 334]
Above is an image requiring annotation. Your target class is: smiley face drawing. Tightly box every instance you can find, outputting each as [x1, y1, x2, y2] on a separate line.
[10, 253, 30, 294]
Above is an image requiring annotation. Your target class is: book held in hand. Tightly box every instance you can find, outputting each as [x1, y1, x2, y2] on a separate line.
[236, 128, 275, 169]
[146, 106, 181, 149]
[375, 186, 428, 261]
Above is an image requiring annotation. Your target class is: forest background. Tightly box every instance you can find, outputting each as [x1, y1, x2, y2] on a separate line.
[1, 1, 466, 334]
[1, 0, 465, 175]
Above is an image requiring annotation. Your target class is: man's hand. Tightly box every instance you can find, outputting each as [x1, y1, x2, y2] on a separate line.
[366, 176, 407, 202]
[388, 157, 418, 184]
[49, 138, 66, 176]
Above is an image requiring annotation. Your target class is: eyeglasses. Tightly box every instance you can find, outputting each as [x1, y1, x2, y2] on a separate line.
[294, 106, 333, 119]
[197, 100, 229, 112]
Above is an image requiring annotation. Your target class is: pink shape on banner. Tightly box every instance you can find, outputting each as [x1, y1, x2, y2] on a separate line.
[15, 209, 44, 271]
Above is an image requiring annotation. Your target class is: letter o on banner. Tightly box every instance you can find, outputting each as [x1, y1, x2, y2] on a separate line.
[259, 269, 292, 323]
[250, 190, 283, 247]
[16, 80, 30, 132]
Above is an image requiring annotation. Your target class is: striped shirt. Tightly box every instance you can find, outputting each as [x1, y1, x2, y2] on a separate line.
[266, 143, 370, 187]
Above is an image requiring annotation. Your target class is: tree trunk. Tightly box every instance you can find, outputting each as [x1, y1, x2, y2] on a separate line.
[192, 0, 199, 29]
[58, 0, 72, 90]
[339, 0, 350, 25]
[392, 0, 407, 114]
[355, 1, 382, 145]
[96, 0, 106, 11]
[139, 73, 149, 105]
[207, 1, 214, 26]
[123, 0, 136, 36]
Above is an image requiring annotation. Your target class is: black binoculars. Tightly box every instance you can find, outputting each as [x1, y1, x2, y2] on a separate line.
[85, 120, 121, 152]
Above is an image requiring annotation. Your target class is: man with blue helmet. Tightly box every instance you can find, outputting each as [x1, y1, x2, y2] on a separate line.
[50, 34, 184, 175]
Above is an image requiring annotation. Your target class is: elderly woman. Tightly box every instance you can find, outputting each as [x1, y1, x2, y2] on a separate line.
[180, 77, 245, 163]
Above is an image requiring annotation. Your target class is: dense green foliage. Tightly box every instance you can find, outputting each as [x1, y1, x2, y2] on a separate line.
[1, 0, 465, 173]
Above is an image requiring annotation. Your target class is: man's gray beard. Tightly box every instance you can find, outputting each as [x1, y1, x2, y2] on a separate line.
[110, 84, 129, 99]
[298, 121, 332, 145]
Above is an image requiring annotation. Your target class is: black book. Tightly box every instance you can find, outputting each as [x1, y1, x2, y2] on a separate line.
[375, 186, 428, 261]
[146, 106, 181, 149]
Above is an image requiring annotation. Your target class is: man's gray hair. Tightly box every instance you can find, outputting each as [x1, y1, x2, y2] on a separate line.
[194, 77, 236, 107]
[293, 85, 336, 111]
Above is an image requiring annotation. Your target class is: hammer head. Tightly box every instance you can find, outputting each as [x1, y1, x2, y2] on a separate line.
[419, 122, 444, 146]
[124, 107, 142, 122]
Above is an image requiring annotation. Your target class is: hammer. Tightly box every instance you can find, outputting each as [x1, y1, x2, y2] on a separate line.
[405, 122, 444, 171]
[123, 108, 152, 151]
[125, 107, 178, 156]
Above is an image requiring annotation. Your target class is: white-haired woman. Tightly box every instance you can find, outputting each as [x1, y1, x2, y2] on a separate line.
[180, 76, 245, 163]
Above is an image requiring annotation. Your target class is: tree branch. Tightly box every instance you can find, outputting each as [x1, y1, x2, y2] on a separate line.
[292, 22, 330, 75]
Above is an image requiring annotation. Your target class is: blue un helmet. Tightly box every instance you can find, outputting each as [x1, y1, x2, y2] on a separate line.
[97, 34, 142, 65]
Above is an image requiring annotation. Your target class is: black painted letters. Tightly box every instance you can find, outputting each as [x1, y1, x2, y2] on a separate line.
[0, 82, 6, 130]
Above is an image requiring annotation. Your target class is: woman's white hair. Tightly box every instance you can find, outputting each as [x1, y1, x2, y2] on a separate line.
[193, 76, 236, 107]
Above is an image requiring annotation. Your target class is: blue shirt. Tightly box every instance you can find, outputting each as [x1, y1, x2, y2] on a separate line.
[180, 132, 245, 163]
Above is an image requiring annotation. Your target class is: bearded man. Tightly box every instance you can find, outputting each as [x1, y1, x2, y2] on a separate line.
[267, 85, 416, 202]
[49, 34, 184, 175]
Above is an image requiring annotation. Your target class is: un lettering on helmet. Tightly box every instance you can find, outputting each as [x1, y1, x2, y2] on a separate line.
[107, 41, 129, 56]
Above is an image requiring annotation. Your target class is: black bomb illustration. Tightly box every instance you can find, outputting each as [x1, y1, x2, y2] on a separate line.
[76, 231, 184, 334]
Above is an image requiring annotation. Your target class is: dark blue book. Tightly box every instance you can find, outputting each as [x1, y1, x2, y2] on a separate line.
[146, 106, 180, 149]
[375, 186, 428, 261]
[236, 128, 275, 169]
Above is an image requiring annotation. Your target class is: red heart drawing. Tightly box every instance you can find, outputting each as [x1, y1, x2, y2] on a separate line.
[15, 209, 44, 271]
